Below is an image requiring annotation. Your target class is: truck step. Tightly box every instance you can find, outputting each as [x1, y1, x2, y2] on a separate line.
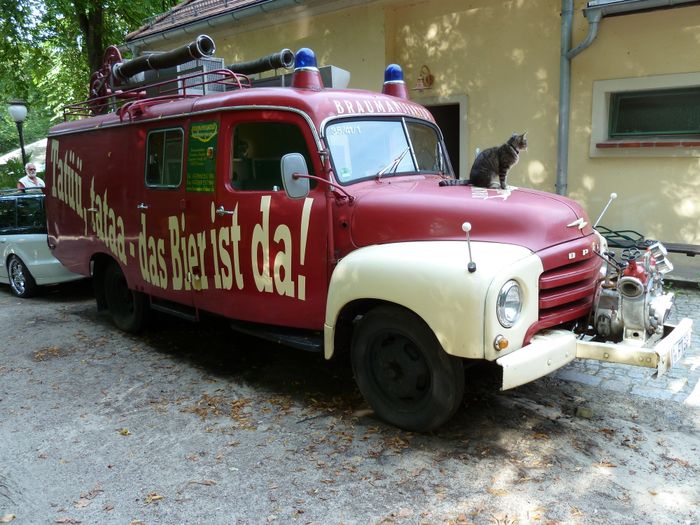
[229, 320, 323, 353]
[150, 299, 198, 322]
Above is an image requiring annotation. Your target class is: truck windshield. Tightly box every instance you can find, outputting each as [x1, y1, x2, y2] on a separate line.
[325, 118, 449, 184]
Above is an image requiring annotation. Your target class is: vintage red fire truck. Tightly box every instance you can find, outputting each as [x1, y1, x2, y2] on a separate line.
[45, 37, 692, 431]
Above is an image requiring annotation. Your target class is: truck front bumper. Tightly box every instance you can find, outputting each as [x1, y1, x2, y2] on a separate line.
[497, 318, 693, 390]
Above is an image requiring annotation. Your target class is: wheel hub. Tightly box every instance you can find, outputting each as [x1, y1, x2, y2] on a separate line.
[10, 260, 26, 295]
[372, 334, 430, 402]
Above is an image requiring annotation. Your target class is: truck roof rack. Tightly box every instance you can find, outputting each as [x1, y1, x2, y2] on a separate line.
[63, 68, 250, 121]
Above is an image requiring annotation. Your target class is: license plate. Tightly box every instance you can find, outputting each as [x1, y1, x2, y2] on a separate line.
[669, 329, 691, 367]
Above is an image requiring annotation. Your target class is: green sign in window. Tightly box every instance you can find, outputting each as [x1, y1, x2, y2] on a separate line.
[186, 121, 218, 192]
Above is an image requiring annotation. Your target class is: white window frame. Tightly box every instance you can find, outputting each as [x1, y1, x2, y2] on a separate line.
[590, 72, 700, 158]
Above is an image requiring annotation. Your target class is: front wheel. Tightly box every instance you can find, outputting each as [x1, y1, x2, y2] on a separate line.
[103, 262, 149, 333]
[351, 305, 464, 432]
[8, 255, 37, 298]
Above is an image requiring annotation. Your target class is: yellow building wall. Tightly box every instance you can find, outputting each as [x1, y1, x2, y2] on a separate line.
[145, 3, 389, 91]
[386, 0, 562, 190]
[569, 3, 700, 246]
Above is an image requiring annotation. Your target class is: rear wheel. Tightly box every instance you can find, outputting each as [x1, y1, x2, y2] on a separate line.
[351, 305, 464, 432]
[103, 262, 149, 333]
[8, 255, 37, 298]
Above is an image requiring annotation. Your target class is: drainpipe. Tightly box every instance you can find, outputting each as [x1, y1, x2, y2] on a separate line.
[556, 1, 601, 195]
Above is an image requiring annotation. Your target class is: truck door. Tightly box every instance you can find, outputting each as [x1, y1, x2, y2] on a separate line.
[139, 124, 194, 306]
[193, 110, 328, 330]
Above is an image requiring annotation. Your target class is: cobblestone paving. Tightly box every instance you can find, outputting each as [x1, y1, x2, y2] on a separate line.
[554, 283, 700, 405]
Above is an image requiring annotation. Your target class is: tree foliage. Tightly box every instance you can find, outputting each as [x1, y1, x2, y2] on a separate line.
[0, 0, 177, 155]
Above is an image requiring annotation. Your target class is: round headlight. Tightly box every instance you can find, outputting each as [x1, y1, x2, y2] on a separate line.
[497, 280, 522, 328]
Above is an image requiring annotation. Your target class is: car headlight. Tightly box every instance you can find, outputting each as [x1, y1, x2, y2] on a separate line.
[497, 280, 522, 328]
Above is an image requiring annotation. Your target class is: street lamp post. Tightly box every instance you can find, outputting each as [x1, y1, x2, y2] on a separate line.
[8, 100, 28, 166]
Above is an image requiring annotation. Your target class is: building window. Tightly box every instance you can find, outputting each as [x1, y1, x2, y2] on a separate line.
[609, 87, 700, 139]
[145, 128, 184, 187]
[590, 72, 700, 157]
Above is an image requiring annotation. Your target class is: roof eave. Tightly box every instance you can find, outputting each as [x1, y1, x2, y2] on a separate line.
[125, 0, 304, 52]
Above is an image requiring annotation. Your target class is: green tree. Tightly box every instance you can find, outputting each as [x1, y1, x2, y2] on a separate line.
[0, 0, 176, 155]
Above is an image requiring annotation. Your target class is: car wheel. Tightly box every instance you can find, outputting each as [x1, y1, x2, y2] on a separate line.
[351, 305, 465, 432]
[8, 255, 37, 298]
[104, 262, 149, 333]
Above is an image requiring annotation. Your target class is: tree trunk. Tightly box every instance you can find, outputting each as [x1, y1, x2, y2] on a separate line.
[76, 0, 105, 80]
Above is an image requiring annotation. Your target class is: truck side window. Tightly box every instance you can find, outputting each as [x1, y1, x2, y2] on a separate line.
[230, 122, 314, 191]
[145, 128, 184, 188]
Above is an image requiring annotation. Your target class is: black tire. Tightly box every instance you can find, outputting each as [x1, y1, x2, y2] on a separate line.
[351, 305, 464, 432]
[103, 262, 149, 333]
[7, 255, 37, 298]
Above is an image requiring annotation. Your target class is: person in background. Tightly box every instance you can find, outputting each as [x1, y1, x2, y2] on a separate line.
[17, 162, 45, 189]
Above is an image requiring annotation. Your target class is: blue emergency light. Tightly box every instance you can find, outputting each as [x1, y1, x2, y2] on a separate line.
[294, 48, 318, 70]
[384, 64, 404, 84]
[381, 63, 408, 98]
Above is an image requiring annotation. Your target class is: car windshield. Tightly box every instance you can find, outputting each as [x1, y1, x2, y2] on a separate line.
[326, 118, 450, 184]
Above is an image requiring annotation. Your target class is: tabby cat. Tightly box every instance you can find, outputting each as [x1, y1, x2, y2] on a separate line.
[468, 132, 527, 189]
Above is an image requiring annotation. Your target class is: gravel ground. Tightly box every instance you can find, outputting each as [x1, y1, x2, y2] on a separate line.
[1, 280, 698, 525]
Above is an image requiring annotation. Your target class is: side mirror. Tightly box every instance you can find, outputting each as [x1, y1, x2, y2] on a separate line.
[281, 153, 310, 199]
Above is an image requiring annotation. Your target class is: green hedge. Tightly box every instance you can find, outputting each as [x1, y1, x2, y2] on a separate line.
[0, 155, 42, 190]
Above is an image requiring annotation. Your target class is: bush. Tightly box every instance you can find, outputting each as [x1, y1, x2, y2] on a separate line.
[0, 155, 38, 190]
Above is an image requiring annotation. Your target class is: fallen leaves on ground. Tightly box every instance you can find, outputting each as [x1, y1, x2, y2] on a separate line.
[80, 485, 103, 500]
[73, 484, 104, 508]
[597, 428, 616, 437]
[662, 455, 691, 469]
[33, 346, 73, 361]
[117, 428, 131, 436]
[188, 479, 217, 486]
[593, 460, 617, 468]
[383, 436, 411, 452]
[144, 493, 164, 504]
[489, 512, 518, 525]
[182, 394, 255, 429]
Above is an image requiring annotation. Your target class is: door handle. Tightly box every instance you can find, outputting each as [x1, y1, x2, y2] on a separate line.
[215, 205, 234, 216]
[137, 203, 149, 210]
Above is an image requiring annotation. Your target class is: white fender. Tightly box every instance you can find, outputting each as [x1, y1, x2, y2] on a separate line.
[324, 241, 542, 360]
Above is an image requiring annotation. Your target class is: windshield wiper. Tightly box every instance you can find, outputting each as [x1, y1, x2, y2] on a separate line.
[376, 147, 411, 180]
